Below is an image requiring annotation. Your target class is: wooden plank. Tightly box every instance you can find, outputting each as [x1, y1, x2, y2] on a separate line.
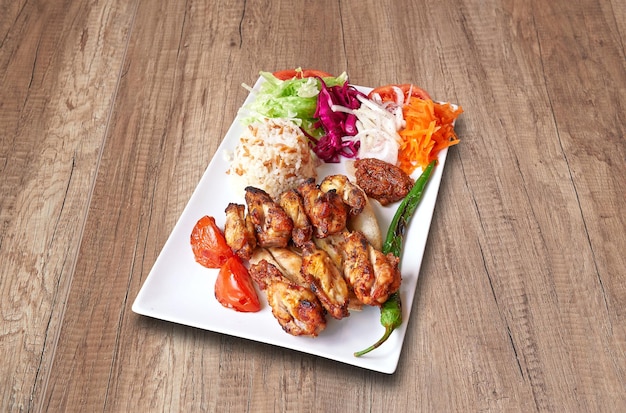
[0, 1, 137, 411]
[1, 0, 623, 411]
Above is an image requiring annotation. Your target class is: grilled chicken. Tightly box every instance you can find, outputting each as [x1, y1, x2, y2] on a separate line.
[313, 231, 366, 311]
[343, 231, 401, 306]
[319, 174, 366, 216]
[224, 203, 257, 260]
[297, 178, 347, 238]
[278, 189, 313, 247]
[245, 186, 293, 248]
[313, 232, 347, 270]
[300, 242, 350, 319]
[249, 260, 327, 337]
[250, 247, 306, 285]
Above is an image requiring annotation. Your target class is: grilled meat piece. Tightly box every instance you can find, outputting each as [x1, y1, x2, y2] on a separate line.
[319, 174, 366, 216]
[313, 231, 347, 270]
[250, 247, 306, 286]
[224, 203, 257, 260]
[354, 158, 414, 205]
[278, 189, 313, 247]
[343, 231, 401, 306]
[313, 231, 366, 311]
[297, 178, 347, 238]
[245, 186, 293, 248]
[300, 242, 350, 319]
[249, 260, 327, 337]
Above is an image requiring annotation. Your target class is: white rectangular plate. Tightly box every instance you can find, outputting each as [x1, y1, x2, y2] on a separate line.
[132, 76, 450, 374]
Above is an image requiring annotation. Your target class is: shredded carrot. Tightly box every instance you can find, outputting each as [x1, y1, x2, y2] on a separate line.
[397, 99, 463, 175]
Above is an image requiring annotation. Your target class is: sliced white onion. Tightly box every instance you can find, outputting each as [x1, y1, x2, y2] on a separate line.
[356, 129, 399, 165]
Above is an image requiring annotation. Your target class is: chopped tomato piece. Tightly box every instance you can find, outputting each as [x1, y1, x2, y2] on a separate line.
[367, 83, 431, 103]
[273, 68, 334, 80]
[215, 256, 261, 312]
[190, 215, 233, 268]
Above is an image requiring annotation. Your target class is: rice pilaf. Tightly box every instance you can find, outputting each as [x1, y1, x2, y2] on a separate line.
[227, 118, 318, 199]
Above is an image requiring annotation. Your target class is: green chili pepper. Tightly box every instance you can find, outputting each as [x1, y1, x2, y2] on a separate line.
[354, 160, 436, 357]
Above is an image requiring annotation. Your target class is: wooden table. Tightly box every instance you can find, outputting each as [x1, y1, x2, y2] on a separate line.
[2, 0, 624, 411]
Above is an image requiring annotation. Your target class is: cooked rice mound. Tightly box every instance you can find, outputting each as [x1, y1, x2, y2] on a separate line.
[228, 118, 318, 199]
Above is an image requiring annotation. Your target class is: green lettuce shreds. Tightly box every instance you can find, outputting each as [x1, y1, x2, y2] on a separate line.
[239, 71, 348, 138]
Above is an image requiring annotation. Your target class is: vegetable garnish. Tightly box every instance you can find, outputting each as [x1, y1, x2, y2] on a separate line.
[368, 83, 431, 104]
[397, 99, 462, 175]
[215, 255, 261, 313]
[351, 95, 404, 165]
[191, 216, 261, 313]
[310, 79, 365, 162]
[191, 215, 234, 268]
[273, 68, 334, 80]
[240, 71, 348, 138]
[354, 159, 436, 357]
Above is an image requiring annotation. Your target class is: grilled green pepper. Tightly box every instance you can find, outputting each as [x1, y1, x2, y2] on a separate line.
[354, 159, 436, 357]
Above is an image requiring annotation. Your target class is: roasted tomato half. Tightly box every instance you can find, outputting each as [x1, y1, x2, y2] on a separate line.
[190, 215, 233, 269]
[215, 256, 261, 312]
[367, 83, 431, 103]
[273, 68, 334, 80]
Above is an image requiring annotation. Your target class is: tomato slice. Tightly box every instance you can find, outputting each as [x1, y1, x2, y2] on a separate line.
[215, 256, 261, 312]
[367, 83, 431, 103]
[190, 215, 233, 268]
[273, 68, 334, 80]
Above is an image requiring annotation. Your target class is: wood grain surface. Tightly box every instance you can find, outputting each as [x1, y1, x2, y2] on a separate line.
[1, 0, 624, 411]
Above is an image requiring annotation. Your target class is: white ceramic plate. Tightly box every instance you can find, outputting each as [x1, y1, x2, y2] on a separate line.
[132, 77, 450, 374]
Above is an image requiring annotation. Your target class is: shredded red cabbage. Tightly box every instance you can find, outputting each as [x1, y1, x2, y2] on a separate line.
[311, 79, 367, 162]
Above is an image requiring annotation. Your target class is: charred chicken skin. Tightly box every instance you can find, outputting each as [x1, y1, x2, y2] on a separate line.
[343, 231, 402, 306]
[249, 259, 327, 337]
[224, 203, 257, 260]
[244, 186, 293, 248]
[300, 242, 350, 319]
[278, 189, 313, 247]
[297, 178, 348, 238]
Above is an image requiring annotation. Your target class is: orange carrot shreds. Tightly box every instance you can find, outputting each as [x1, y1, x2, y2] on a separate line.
[397, 99, 463, 175]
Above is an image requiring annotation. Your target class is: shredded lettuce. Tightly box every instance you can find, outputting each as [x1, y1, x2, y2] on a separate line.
[239, 71, 348, 137]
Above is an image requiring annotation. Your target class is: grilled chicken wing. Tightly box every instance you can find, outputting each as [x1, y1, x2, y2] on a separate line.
[297, 178, 347, 238]
[250, 247, 306, 285]
[224, 203, 257, 260]
[300, 242, 350, 319]
[343, 231, 401, 306]
[313, 232, 366, 311]
[278, 189, 312, 247]
[249, 260, 326, 337]
[245, 186, 293, 248]
[319, 174, 366, 216]
[313, 232, 347, 269]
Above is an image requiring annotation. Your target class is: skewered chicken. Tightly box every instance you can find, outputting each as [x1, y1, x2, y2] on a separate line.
[278, 189, 313, 247]
[224, 203, 257, 260]
[245, 186, 293, 248]
[249, 259, 327, 337]
[297, 178, 347, 238]
[300, 242, 350, 319]
[343, 231, 401, 306]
